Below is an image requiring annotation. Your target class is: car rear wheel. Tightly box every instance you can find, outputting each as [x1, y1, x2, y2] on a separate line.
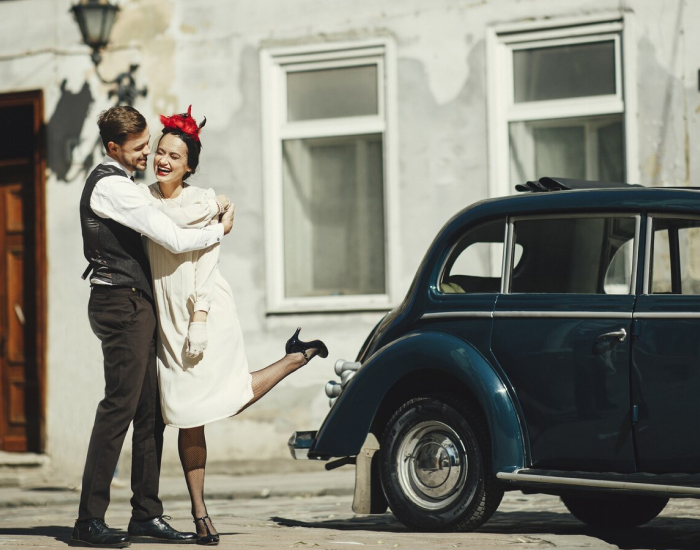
[379, 394, 503, 531]
[561, 493, 668, 528]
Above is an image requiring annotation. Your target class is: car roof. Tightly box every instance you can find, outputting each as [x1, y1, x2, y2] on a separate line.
[472, 183, 700, 216]
[443, 180, 700, 239]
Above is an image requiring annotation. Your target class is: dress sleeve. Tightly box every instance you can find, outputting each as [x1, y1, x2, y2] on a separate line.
[154, 187, 221, 229]
[192, 190, 222, 312]
[193, 240, 220, 313]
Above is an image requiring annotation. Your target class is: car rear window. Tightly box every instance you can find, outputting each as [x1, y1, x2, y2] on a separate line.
[440, 219, 508, 294]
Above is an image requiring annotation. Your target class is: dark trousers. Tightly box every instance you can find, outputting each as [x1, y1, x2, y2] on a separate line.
[78, 286, 165, 521]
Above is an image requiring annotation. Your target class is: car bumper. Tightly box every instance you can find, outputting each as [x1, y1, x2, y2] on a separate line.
[287, 430, 318, 459]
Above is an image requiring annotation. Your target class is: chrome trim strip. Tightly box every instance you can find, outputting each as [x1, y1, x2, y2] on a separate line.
[634, 312, 700, 319]
[497, 470, 700, 496]
[492, 311, 633, 319]
[510, 213, 638, 222]
[643, 216, 653, 295]
[630, 215, 641, 295]
[502, 218, 514, 294]
[424, 311, 700, 321]
[421, 311, 493, 320]
[647, 212, 700, 221]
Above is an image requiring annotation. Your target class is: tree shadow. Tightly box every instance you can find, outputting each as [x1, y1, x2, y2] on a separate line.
[46, 79, 94, 182]
[272, 510, 700, 550]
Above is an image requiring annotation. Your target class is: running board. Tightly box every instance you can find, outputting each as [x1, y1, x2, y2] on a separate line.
[497, 469, 700, 497]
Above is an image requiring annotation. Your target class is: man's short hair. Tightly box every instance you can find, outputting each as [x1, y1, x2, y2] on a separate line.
[97, 106, 147, 149]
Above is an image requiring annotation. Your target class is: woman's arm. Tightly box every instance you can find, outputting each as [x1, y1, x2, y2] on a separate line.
[192, 241, 220, 317]
[155, 187, 229, 229]
[185, 238, 221, 358]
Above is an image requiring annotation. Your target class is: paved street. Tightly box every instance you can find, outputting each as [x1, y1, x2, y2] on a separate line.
[1, 471, 700, 549]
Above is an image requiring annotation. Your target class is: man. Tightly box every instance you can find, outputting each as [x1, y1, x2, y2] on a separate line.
[71, 106, 234, 548]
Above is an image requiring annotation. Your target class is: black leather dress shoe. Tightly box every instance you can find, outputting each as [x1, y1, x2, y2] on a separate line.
[128, 515, 196, 544]
[70, 519, 130, 548]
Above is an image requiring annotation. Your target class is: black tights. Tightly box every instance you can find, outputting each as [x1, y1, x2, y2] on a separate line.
[178, 352, 307, 534]
[178, 426, 213, 535]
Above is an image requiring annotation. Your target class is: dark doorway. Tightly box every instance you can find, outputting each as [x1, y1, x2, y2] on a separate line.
[0, 91, 46, 452]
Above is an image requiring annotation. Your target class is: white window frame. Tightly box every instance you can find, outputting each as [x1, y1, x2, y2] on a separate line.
[486, 14, 639, 198]
[260, 39, 400, 313]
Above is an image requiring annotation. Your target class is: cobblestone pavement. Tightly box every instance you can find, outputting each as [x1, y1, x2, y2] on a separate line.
[2, 489, 700, 549]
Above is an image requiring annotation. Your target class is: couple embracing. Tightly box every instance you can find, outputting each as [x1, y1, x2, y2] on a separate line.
[71, 106, 328, 548]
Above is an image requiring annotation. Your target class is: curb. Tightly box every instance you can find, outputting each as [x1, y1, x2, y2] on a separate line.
[0, 483, 354, 509]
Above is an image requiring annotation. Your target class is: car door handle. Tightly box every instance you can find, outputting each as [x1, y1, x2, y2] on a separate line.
[597, 328, 627, 342]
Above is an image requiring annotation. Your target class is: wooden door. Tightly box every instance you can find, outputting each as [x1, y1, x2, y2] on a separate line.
[0, 92, 45, 452]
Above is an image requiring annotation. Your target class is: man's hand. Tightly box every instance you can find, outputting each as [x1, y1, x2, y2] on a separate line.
[222, 203, 235, 235]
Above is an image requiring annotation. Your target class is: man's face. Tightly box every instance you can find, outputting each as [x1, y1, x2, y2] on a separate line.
[108, 126, 151, 173]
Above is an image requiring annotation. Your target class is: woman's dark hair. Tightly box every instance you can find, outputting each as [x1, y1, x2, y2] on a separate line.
[159, 116, 206, 181]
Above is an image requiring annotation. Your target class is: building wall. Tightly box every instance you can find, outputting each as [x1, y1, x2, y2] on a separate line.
[0, 0, 698, 481]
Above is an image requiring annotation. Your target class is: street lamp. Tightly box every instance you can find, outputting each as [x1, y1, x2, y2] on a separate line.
[70, 0, 147, 106]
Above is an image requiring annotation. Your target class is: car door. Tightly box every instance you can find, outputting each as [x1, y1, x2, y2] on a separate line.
[491, 214, 639, 472]
[632, 215, 700, 473]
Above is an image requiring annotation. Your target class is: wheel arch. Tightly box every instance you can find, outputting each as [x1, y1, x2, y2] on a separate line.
[310, 330, 526, 473]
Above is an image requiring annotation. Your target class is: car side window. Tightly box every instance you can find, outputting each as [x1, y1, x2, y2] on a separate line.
[511, 216, 636, 294]
[651, 218, 700, 294]
[440, 219, 509, 294]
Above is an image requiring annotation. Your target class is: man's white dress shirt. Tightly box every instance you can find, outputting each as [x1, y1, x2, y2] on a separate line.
[89, 156, 223, 285]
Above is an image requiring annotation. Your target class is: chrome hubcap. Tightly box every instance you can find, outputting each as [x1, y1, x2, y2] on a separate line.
[397, 421, 467, 510]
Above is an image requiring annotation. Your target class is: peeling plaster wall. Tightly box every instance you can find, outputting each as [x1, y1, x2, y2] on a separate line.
[0, 0, 698, 480]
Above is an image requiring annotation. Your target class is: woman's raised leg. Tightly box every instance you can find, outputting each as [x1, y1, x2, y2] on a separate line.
[236, 353, 307, 414]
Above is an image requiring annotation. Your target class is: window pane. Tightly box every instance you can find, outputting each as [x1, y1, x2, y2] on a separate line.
[512, 217, 636, 294]
[533, 125, 586, 179]
[287, 65, 378, 121]
[597, 119, 625, 182]
[604, 239, 634, 294]
[440, 220, 506, 294]
[513, 40, 616, 102]
[282, 134, 385, 297]
[652, 220, 700, 294]
[651, 229, 672, 293]
[509, 115, 624, 185]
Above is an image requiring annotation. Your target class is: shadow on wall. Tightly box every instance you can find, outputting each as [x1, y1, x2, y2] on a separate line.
[47, 80, 94, 182]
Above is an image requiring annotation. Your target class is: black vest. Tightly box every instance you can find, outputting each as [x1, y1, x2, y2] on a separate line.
[80, 164, 153, 299]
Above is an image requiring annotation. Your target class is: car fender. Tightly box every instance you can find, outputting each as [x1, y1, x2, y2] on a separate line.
[311, 330, 525, 473]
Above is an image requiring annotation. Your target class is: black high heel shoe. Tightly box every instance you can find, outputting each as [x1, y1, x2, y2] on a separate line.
[285, 327, 329, 363]
[193, 516, 219, 546]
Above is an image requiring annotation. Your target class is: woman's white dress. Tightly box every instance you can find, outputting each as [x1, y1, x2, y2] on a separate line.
[145, 183, 253, 428]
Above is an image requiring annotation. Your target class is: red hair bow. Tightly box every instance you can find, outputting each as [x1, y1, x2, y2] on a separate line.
[160, 105, 203, 142]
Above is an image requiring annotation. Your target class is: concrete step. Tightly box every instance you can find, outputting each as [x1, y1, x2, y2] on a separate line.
[0, 452, 49, 488]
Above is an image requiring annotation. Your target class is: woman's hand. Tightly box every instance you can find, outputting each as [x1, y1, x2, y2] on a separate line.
[186, 322, 208, 358]
[217, 194, 231, 211]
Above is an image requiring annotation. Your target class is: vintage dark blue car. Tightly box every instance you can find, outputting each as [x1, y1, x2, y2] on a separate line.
[289, 177, 700, 531]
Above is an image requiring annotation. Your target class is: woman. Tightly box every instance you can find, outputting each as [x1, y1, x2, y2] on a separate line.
[146, 106, 328, 545]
